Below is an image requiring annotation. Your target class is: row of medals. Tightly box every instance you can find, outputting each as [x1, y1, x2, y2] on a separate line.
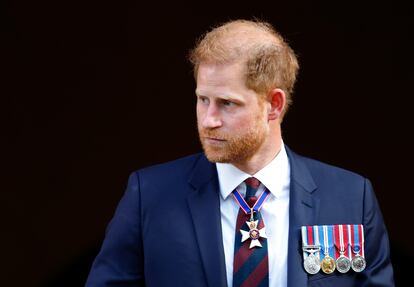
[303, 245, 366, 274]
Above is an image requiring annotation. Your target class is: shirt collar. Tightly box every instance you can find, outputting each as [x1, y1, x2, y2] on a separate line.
[216, 142, 290, 200]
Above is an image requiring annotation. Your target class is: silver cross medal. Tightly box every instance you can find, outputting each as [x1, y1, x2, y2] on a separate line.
[240, 208, 268, 249]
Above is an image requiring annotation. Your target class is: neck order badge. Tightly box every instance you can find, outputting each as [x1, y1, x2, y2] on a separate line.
[232, 184, 270, 248]
[232, 178, 270, 287]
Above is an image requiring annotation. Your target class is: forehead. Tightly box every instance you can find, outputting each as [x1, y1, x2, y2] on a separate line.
[195, 62, 249, 98]
[197, 61, 245, 82]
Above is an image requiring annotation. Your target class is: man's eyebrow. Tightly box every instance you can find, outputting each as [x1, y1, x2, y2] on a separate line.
[195, 91, 245, 103]
[195, 90, 207, 96]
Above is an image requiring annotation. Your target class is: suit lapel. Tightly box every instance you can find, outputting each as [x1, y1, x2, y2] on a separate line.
[187, 155, 227, 287]
[285, 147, 320, 287]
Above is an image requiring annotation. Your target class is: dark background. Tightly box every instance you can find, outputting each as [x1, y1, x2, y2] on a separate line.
[3, 1, 412, 286]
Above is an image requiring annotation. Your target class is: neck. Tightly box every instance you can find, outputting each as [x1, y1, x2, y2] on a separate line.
[233, 130, 282, 175]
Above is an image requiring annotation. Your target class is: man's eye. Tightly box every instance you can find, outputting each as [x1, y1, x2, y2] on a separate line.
[198, 97, 209, 104]
[223, 100, 234, 106]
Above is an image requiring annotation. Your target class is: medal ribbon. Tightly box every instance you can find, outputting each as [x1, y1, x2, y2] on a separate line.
[347, 224, 353, 259]
[358, 224, 364, 257]
[334, 224, 349, 259]
[360, 225, 365, 257]
[322, 225, 334, 258]
[350, 224, 365, 257]
[307, 226, 314, 245]
[318, 225, 325, 259]
[232, 188, 270, 215]
[314, 225, 321, 259]
[301, 226, 320, 260]
[301, 226, 308, 246]
[301, 226, 308, 260]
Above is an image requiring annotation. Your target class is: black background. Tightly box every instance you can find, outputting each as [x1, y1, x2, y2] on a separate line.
[3, 1, 413, 286]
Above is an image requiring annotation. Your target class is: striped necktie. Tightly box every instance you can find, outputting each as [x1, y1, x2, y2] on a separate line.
[233, 177, 269, 287]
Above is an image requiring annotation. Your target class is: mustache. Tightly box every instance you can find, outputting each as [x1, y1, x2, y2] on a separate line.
[199, 129, 228, 140]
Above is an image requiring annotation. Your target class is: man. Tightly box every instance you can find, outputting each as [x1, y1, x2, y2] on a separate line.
[86, 20, 394, 286]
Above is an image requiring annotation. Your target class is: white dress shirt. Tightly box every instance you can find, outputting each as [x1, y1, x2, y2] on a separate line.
[216, 143, 291, 287]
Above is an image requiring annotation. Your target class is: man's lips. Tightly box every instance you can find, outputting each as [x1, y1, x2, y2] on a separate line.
[204, 137, 226, 144]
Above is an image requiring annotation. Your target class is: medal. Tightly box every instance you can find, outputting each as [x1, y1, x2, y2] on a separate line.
[321, 256, 336, 274]
[232, 187, 270, 249]
[334, 224, 351, 273]
[240, 218, 268, 248]
[320, 225, 336, 274]
[303, 246, 321, 274]
[301, 225, 321, 274]
[302, 224, 366, 275]
[351, 254, 366, 272]
[350, 224, 366, 272]
[336, 255, 351, 273]
[301, 226, 321, 274]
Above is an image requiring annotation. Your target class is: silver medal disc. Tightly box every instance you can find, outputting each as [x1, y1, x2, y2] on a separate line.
[336, 255, 351, 273]
[304, 253, 321, 274]
[351, 255, 366, 272]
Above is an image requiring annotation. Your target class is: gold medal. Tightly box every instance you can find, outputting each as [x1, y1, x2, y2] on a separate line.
[320, 225, 336, 274]
[321, 255, 336, 274]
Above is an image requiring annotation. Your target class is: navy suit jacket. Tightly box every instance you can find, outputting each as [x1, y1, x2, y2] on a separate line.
[86, 147, 394, 286]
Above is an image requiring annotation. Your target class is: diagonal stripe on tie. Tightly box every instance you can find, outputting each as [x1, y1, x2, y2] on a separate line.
[234, 239, 268, 281]
[233, 177, 269, 287]
[233, 198, 266, 273]
[240, 255, 269, 287]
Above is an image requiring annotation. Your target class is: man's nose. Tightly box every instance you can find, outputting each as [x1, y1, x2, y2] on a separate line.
[202, 105, 222, 129]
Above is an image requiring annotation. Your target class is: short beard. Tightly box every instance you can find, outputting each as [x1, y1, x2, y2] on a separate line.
[198, 120, 267, 164]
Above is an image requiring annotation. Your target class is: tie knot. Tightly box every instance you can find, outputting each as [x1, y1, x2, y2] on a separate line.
[244, 177, 260, 189]
[247, 196, 257, 206]
[244, 177, 261, 200]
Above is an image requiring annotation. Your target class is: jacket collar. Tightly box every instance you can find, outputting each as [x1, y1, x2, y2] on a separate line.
[187, 154, 228, 287]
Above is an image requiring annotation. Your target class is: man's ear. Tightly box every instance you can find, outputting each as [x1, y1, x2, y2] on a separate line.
[267, 88, 286, 120]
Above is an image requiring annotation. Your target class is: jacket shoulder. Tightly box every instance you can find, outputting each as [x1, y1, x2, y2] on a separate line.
[132, 153, 206, 182]
[287, 148, 367, 191]
[292, 150, 365, 180]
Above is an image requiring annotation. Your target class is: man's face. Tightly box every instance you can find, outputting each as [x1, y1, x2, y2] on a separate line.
[196, 61, 269, 164]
